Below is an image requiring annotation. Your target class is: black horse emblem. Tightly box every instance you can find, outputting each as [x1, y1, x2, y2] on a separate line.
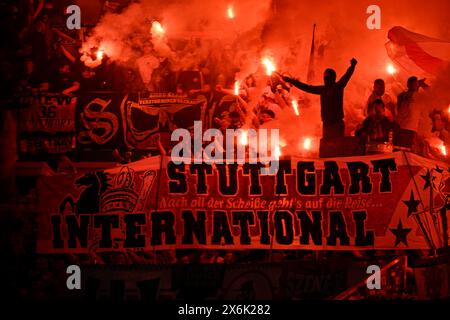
[59, 171, 111, 214]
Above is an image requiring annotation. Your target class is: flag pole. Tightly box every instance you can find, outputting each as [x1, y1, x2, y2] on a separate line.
[306, 23, 316, 82]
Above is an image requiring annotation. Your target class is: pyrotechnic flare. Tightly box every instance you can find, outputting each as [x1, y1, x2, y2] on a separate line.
[240, 130, 248, 146]
[262, 57, 276, 76]
[96, 49, 104, 61]
[151, 21, 165, 37]
[291, 99, 299, 116]
[234, 81, 239, 96]
[274, 145, 281, 160]
[440, 143, 447, 156]
[227, 6, 235, 19]
[303, 137, 312, 150]
[386, 64, 397, 75]
[80, 45, 106, 68]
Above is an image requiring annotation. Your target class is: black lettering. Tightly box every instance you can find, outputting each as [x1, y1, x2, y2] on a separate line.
[320, 161, 344, 195]
[232, 211, 255, 245]
[181, 210, 206, 245]
[94, 214, 119, 248]
[65, 215, 89, 248]
[190, 164, 213, 194]
[275, 160, 291, 195]
[243, 163, 263, 195]
[347, 162, 372, 194]
[151, 211, 176, 245]
[51, 215, 64, 248]
[274, 211, 294, 245]
[216, 164, 238, 195]
[326, 211, 350, 246]
[124, 214, 146, 248]
[353, 211, 374, 246]
[371, 158, 397, 192]
[167, 161, 187, 193]
[256, 211, 271, 245]
[211, 211, 234, 245]
[297, 210, 322, 245]
[297, 161, 316, 195]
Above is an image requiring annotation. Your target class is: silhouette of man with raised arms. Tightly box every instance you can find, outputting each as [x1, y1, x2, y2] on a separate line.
[280, 58, 358, 138]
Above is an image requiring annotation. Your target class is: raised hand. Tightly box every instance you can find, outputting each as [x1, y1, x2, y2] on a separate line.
[418, 78, 429, 88]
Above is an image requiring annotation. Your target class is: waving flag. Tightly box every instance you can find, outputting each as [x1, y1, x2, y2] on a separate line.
[386, 26, 450, 76]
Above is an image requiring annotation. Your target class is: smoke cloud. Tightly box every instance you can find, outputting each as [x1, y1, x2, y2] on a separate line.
[80, 0, 450, 155]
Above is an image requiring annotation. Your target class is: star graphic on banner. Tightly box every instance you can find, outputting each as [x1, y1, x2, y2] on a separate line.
[402, 190, 421, 217]
[420, 170, 435, 190]
[389, 220, 412, 247]
[435, 166, 444, 174]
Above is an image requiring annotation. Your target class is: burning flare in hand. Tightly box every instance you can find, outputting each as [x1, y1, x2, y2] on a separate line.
[291, 99, 299, 116]
[96, 49, 104, 61]
[80, 44, 108, 68]
[234, 81, 240, 96]
[151, 21, 165, 37]
[262, 57, 276, 76]
[274, 145, 281, 160]
[227, 6, 235, 19]
[440, 143, 447, 156]
[386, 64, 397, 75]
[239, 130, 248, 146]
[303, 137, 312, 151]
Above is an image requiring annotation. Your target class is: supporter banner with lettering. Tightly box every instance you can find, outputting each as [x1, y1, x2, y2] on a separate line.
[76, 92, 125, 152]
[122, 93, 206, 150]
[18, 93, 77, 154]
[76, 92, 206, 157]
[16, 91, 214, 158]
[36, 152, 450, 253]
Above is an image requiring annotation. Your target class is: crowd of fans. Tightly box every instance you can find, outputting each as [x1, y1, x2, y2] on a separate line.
[2, 1, 449, 163]
[0, 1, 447, 301]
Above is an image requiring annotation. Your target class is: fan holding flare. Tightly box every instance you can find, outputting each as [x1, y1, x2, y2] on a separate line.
[278, 58, 358, 139]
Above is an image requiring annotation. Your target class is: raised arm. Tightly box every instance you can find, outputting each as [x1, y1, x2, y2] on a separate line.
[236, 95, 260, 127]
[281, 75, 323, 95]
[235, 96, 248, 123]
[337, 58, 357, 87]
